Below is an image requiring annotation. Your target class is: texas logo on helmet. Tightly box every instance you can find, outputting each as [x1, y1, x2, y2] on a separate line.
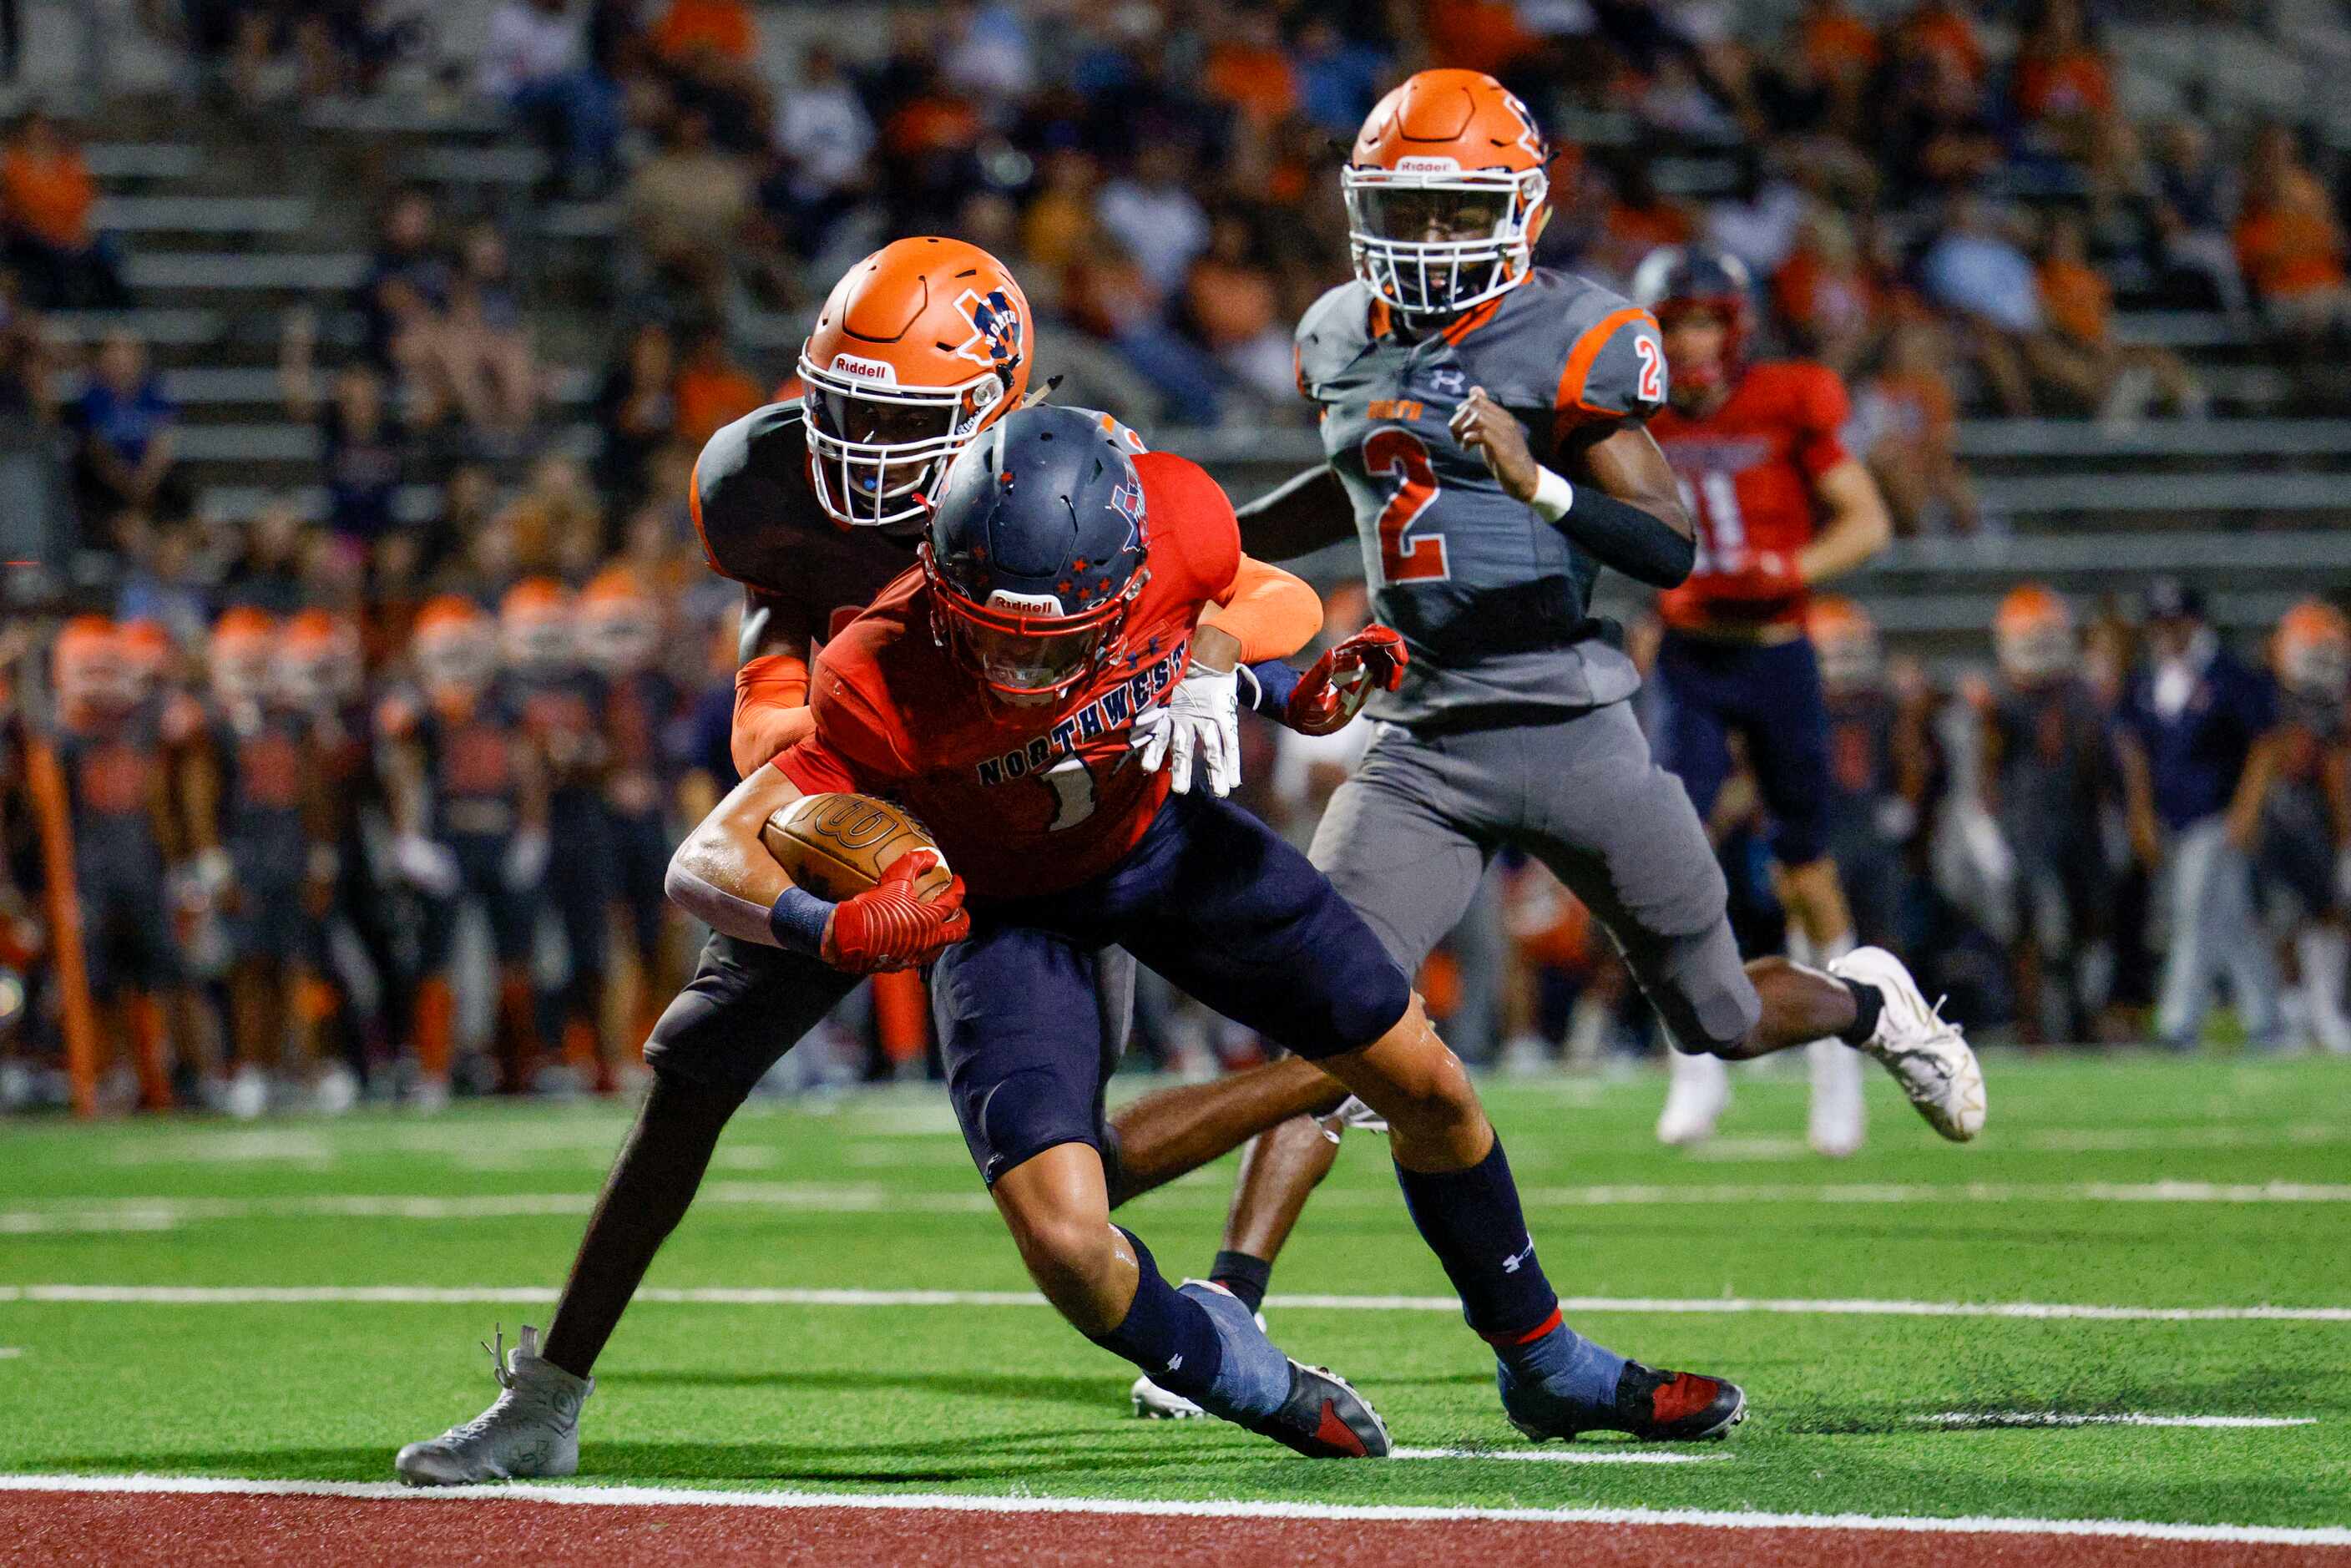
[951, 286, 1024, 373]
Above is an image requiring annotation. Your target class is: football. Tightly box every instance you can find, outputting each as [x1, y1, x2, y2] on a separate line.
[761, 792, 954, 903]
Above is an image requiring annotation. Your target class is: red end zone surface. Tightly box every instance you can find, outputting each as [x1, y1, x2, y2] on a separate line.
[6, 1490, 2348, 1568]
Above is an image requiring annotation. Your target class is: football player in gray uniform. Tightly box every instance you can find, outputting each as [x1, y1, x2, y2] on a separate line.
[1135, 68, 1984, 1425]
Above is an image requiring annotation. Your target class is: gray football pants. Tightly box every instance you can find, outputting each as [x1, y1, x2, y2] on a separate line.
[1308, 701, 1761, 1055]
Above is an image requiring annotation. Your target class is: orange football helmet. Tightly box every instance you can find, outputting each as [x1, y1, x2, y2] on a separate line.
[2277, 599, 2351, 699]
[278, 609, 364, 708]
[414, 594, 498, 695]
[579, 566, 662, 675]
[117, 618, 177, 697]
[1994, 584, 2073, 684]
[1807, 595, 1881, 694]
[499, 577, 575, 675]
[796, 237, 1032, 529]
[52, 615, 132, 714]
[1344, 68, 1550, 316]
[208, 607, 278, 705]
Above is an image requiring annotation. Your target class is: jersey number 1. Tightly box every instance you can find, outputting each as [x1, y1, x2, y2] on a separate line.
[1363, 428, 1449, 584]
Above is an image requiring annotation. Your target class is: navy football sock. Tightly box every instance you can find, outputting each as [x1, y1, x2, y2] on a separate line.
[1395, 1139, 1625, 1409]
[1087, 1227, 1224, 1403]
[1208, 1250, 1272, 1316]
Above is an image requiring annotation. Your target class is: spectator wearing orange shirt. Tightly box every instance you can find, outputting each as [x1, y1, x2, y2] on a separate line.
[670, 323, 762, 449]
[650, 0, 754, 67]
[2034, 212, 2202, 423]
[1856, 320, 1979, 536]
[1893, 0, 1983, 87]
[1183, 214, 1291, 403]
[2234, 127, 2351, 346]
[2012, 0, 2134, 196]
[0, 110, 128, 309]
[1772, 207, 1879, 375]
[1203, 4, 1298, 133]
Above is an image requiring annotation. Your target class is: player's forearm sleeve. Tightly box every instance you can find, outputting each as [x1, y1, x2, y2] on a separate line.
[731, 654, 811, 779]
[1547, 483, 1695, 589]
[1210, 556, 1323, 663]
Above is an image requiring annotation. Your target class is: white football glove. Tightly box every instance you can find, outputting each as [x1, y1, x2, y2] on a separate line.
[1131, 659, 1241, 797]
[503, 827, 552, 891]
[392, 834, 461, 898]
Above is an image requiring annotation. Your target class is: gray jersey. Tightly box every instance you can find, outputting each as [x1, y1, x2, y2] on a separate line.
[1295, 270, 1667, 726]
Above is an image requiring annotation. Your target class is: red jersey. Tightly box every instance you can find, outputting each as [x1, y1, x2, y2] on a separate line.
[775, 451, 1241, 899]
[1649, 361, 1852, 632]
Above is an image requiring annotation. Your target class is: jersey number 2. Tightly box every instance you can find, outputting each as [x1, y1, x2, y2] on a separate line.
[1362, 428, 1449, 584]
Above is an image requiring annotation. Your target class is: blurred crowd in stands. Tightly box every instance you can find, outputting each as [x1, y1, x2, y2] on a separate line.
[3, 0, 2349, 1114]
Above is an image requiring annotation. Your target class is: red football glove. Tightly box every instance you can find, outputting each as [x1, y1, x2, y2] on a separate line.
[820, 851, 973, 975]
[1285, 625, 1410, 736]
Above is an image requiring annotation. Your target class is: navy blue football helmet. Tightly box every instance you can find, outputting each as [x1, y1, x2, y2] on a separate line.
[920, 405, 1152, 696]
[1630, 244, 1754, 395]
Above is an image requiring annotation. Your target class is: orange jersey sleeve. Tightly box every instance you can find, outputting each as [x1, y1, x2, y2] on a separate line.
[1132, 450, 1241, 606]
[1210, 555, 1323, 664]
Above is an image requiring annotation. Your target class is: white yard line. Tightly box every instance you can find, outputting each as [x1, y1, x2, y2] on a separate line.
[1915, 1413, 2317, 1429]
[3, 1283, 2348, 1323]
[0, 1348, 21, 1358]
[0, 1474, 2343, 1548]
[12, 1177, 2351, 1236]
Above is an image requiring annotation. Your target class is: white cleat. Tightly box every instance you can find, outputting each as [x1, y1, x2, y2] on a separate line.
[1132, 1308, 1266, 1418]
[223, 1065, 268, 1121]
[1806, 1037, 1866, 1158]
[408, 1076, 453, 1114]
[1831, 946, 1985, 1141]
[1130, 1373, 1207, 1419]
[396, 1324, 593, 1485]
[312, 1064, 360, 1116]
[1331, 1095, 1387, 1134]
[1656, 1050, 1729, 1146]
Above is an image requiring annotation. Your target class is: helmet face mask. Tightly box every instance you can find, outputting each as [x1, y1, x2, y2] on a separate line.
[1344, 164, 1545, 316]
[922, 548, 1140, 700]
[798, 362, 1008, 529]
[582, 605, 661, 675]
[417, 625, 496, 694]
[1631, 246, 1752, 400]
[2279, 602, 2351, 699]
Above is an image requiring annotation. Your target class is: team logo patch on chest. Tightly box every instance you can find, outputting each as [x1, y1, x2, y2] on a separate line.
[973, 640, 1188, 787]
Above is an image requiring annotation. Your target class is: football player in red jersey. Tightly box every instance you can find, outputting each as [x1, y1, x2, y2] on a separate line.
[1135, 72, 1981, 1422]
[1635, 243, 1905, 1155]
[397, 241, 1413, 1485]
[666, 406, 1747, 1454]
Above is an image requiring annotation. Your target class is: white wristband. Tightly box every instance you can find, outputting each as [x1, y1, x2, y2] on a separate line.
[1530, 465, 1575, 523]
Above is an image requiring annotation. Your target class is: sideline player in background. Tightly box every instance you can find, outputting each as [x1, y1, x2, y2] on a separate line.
[2243, 599, 2351, 1054]
[669, 406, 1747, 1454]
[397, 240, 1408, 1485]
[1637, 244, 1900, 1155]
[1136, 71, 1980, 1419]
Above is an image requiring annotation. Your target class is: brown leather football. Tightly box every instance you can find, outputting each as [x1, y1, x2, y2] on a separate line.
[761, 793, 954, 902]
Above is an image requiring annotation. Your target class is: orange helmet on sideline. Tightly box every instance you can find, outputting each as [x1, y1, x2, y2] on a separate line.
[413, 594, 498, 695]
[207, 607, 278, 706]
[1807, 595, 1881, 695]
[279, 609, 365, 708]
[578, 567, 662, 675]
[118, 618, 177, 698]
[1994, 584, 2073, 685]
[52, 615, 131, 714]
[1344, 68, 1551, 316]
[2276, 599, 2351, 700]
[498, 577, 576, 675]
[796, 237, 1033, 529]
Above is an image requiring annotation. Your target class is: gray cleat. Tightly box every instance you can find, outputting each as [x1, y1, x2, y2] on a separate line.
[396, 1325, 593, 1485]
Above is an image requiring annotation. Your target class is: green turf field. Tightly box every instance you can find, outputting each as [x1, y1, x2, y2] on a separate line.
[3, 1053, 2348, 1530]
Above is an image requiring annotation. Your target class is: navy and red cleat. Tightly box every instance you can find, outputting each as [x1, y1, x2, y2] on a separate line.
[1500, 1358, 1747, 1443]
[1238, 1360, 1393, 1458]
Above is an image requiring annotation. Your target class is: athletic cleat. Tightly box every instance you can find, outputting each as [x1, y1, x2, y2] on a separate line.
[395, 1324, 592, 1485]
[1236, 1360, 1393, 1458]
[1131, 1373, 1206, 1419]
[1332, 1095, 1388, 1134]
[1133, 1306, 1268, 1419]
[1831, 945, 1986, 1141]
[1501, 1356, 1747, 1443]
[1656, 1050, 1728, 1146]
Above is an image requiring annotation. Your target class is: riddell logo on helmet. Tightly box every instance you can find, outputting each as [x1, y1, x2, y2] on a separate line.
[1394, 156, 1460, 174]
[988, 589, 1063, 615]
[830, 352, 897, 383]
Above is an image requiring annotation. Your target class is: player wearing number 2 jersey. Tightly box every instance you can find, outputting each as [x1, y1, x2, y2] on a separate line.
[1635, 245, 1909, 1155]
[1131, 78, 1984, 1423]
